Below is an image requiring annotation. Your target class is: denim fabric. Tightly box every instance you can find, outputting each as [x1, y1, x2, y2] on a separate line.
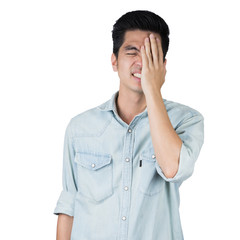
[54, 90, 204, 240]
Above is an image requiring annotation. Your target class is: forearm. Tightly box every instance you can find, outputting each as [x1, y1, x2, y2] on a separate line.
[57, 214, 73, 240]
[145, 89, 182, 178]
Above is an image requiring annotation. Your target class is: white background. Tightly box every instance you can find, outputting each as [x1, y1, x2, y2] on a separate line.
[1, 0, 239, 239]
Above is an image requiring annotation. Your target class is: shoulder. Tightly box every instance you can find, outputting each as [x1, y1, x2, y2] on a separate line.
[67, 105, 113, 137]
[164, 98, 203, 118]
[163, 98, 204, 128]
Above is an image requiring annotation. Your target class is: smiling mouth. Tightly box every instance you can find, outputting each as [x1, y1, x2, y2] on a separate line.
[132, 73, 142, 79]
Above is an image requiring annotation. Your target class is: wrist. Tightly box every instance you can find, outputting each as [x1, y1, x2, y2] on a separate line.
[144, 87, 162, 99]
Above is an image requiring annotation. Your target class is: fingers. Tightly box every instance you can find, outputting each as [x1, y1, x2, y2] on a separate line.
[144, 37, 152, 67]
[149, 34, 159, 67]
[141, 45, 148, 68]
[156, 37, 164, 66]
[142, 33, 165, 69]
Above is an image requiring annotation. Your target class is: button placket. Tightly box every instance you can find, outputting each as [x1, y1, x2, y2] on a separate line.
[118, 126, 134, 239]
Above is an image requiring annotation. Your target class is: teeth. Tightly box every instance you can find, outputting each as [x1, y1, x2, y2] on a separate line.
[133, 73, 141, 78]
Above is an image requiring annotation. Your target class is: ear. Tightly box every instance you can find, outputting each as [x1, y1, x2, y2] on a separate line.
[111, 53, 118, 72]
[164, 58, 167, 74]
[164, 58, 167, 67]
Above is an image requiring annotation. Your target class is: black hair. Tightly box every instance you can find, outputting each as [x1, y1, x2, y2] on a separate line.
[112, 10, 170, 61]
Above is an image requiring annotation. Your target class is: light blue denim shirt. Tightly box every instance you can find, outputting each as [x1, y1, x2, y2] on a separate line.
[54, 90, 204, 240]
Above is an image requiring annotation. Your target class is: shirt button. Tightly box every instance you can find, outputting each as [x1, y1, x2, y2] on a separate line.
[152, 154, 156, 159]
[124, 186, 128, 191]
[128, 129, 132, 133]
[91, 163, 95, 168]
[125, 158, 130, 162]
[122, 216, 126, 221]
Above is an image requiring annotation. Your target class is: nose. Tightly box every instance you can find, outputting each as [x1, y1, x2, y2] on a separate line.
[135, 55, 142, 67]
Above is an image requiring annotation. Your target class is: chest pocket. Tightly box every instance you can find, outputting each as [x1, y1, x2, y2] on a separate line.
[74, 151, 113, 203]
[138, 150, 165, 196]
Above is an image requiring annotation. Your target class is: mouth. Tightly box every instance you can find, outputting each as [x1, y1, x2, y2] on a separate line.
[132, 72, 142, 83]
[132, 73, 142, 79]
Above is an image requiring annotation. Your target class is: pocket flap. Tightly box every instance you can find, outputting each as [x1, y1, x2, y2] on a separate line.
[74, 151, 112, 170]
[140, 148, 156, 162]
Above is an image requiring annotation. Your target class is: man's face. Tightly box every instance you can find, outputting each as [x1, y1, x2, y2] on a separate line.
[111, 29, 162, 94]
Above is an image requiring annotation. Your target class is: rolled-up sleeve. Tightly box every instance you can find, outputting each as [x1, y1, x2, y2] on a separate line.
[54, 119, 77, 216]
[155, 111, 204, 184]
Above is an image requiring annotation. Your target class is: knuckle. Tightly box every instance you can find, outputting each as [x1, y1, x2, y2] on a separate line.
[145, 67, 150, 73]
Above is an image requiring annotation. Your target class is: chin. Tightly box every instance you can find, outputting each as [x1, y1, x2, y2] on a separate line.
[130, 86, 144, 94]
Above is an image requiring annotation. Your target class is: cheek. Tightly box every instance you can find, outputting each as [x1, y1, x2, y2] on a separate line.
[118, 59, 131, 73]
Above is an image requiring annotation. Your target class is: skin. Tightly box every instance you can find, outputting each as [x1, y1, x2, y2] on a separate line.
[56, 214, 73, 240]
[111, 30, 182, 178]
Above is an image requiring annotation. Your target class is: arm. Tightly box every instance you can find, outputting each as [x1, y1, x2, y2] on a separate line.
[54, 119, 78, 237]
[145, 90, 182, 178]
[57, 214, 73, 240]
[141, 34, 182, 178]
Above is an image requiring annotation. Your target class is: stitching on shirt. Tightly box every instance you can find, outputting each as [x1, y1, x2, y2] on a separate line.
[97, 113, 114, 137]
[70, 113, 113, 138]
[175, 111, 194, 130]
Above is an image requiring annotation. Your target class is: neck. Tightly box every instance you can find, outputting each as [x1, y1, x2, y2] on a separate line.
[116, 89, 147, 125]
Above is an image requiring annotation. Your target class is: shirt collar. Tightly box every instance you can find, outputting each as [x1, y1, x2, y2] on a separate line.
[97, 90, 167, 117]
[97, 90, 119, 112]
[97, 90, 148, 120]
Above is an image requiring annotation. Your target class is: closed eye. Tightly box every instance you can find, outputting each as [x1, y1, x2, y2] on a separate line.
[126, 53, 137, 55]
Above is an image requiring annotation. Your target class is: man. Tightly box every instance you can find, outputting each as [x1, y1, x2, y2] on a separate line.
[54, 10, 204, 240]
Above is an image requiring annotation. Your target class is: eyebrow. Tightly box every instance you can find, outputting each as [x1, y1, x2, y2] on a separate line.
[124, 45, 140, 52]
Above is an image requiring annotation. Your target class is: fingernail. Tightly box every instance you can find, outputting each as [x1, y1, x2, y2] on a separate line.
[150, 33, 154, 39]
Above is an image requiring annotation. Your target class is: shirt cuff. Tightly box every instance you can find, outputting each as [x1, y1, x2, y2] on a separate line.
[53, 190, 76, 216]
[155, 143, 193, 183]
